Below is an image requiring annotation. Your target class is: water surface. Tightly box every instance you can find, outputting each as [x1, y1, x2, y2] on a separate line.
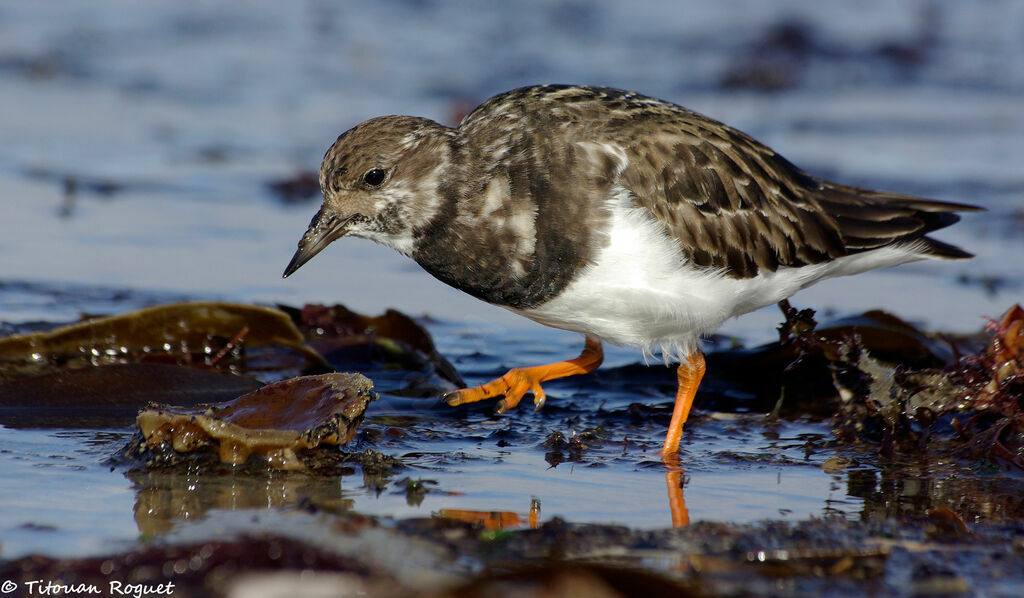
[1, 0, 1023, 564]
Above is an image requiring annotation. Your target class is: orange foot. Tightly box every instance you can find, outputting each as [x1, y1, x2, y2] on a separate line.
[443, 335, 603, 412]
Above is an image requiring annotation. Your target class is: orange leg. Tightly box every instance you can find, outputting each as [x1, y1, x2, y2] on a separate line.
[661, 351, 704, 528]
[661, 350, 706, 457]
[443, 335, 604, 412]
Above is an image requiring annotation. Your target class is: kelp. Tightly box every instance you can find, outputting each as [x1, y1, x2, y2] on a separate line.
[284, 303, 464, 392]
[779, 302, 1024, 468]
[0, 301, 328, 381]
[125, 373, 376, 470]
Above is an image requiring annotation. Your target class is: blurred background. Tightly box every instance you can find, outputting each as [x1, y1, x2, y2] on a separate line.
[2, 0, 1024, 558]
[1, 0, 1021, 335]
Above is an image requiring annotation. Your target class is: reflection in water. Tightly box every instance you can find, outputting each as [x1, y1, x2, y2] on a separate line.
[438, 497, 542, 530]
[663, 455, 690, 528]
[845, 462, 1024, 523]
[116, 427, 1024, 544]
[129, 470, 352, 536]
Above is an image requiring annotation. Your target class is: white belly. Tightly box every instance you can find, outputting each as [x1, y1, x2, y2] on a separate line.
[512, 187, 928, 362]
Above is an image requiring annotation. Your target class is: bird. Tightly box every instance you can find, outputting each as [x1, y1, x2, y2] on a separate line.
[282, 84, 980, 459]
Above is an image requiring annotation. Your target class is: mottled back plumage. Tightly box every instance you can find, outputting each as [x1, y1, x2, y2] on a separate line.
[285, 84, 979, 353]
[458, 85, 976, 280]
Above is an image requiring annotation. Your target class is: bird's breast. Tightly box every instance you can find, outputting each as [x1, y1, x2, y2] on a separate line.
[411, 159, 609, 309]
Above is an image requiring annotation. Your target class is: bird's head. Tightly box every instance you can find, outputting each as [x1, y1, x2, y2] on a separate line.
[283, 115, 454, 278]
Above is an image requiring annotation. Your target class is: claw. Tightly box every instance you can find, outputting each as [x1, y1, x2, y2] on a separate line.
[440, 336, 604, 415]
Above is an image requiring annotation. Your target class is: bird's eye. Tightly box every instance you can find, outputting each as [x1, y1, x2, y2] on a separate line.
[363, 168, 387, 187]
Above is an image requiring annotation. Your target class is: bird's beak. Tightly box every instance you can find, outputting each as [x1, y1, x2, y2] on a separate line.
[282, 207, 354, 278]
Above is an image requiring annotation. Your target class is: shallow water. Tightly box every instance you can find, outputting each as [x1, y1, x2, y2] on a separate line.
[2, 0, 1023, 572]
[0, 386, 879, 557]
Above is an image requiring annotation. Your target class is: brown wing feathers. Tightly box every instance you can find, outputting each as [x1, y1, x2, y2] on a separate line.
[628, 135, 843, 278]
[629, 123, 979, 278]
[816, 182, 978, 258]
[470, 86, 978, 280]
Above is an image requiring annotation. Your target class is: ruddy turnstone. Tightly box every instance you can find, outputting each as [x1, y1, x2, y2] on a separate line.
[283, 84, 979, 457]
